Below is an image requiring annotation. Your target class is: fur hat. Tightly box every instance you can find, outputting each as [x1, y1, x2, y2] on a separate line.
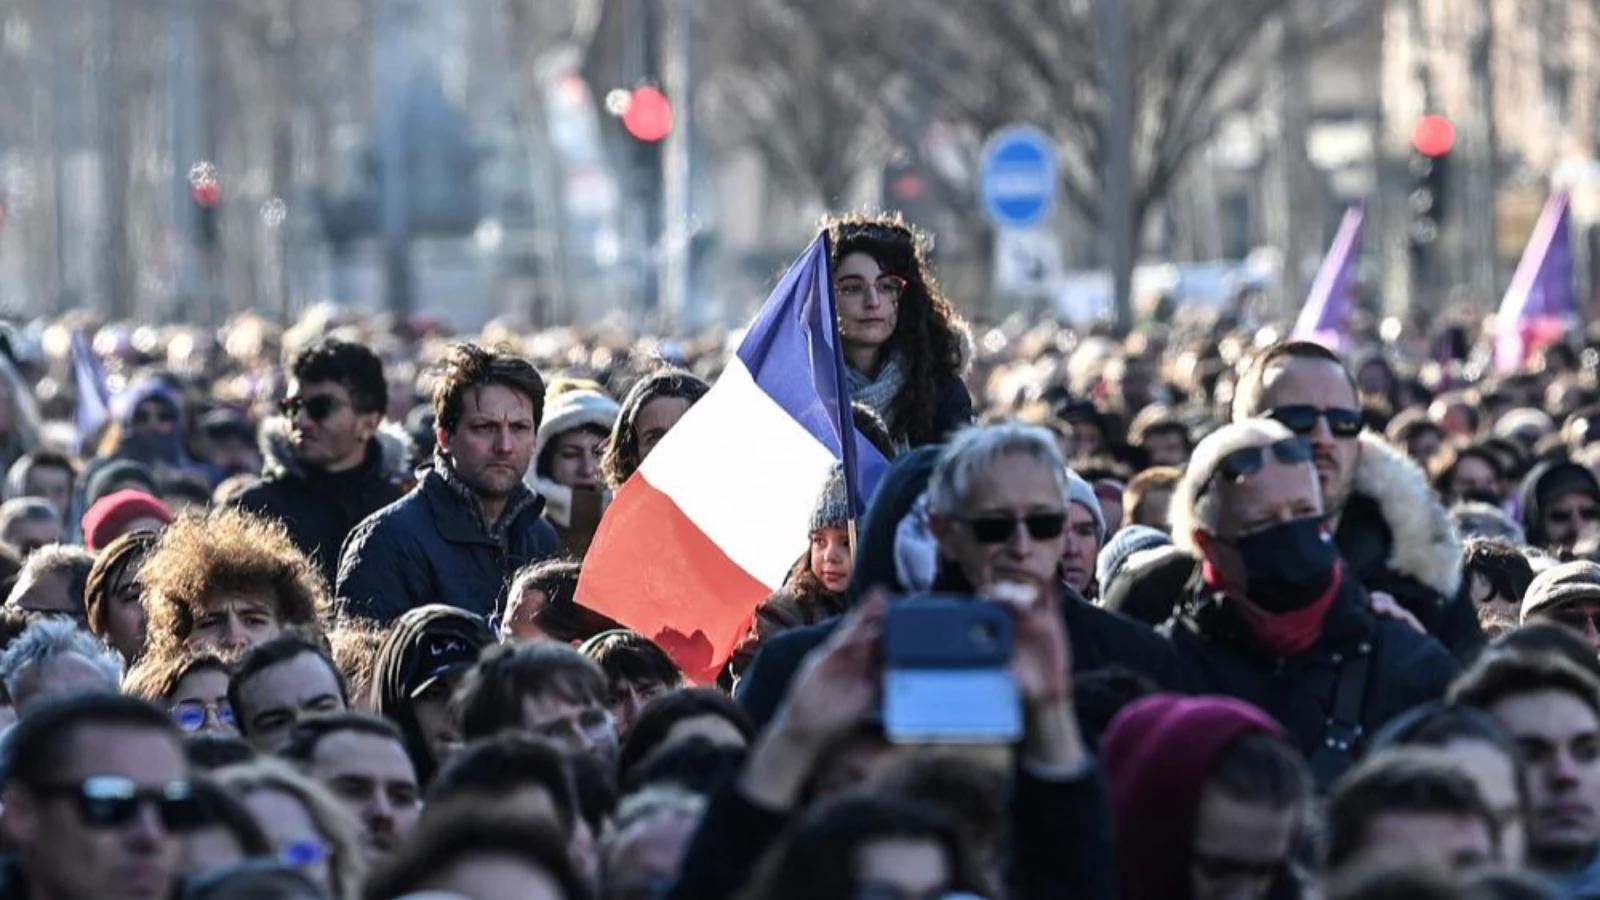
[810, 465, 849, 532]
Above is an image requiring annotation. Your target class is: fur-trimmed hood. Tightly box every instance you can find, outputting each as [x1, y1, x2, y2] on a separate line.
[1349, 433, 1462, 597]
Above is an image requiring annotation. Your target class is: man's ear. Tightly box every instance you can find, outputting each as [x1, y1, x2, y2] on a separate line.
[434, 425, 451, 457]
[356, 411, 383, 443]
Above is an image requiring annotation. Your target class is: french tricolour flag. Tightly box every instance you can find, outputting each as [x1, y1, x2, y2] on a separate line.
[577, 233, 888, 683]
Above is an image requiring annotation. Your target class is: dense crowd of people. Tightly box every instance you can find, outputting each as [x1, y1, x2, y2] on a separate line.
[0, 213, 1599, 898]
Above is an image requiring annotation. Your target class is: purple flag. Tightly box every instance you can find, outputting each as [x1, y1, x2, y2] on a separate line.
[1293, 205, 1363, 352]
[1495, 192, 1575, 374]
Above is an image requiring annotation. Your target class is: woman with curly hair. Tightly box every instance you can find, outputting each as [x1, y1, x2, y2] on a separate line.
[601, 368, 710, 489]
[142, 507, 328, 658]
[826, 214, 973, 449]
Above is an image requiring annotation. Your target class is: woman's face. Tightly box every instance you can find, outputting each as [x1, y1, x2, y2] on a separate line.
[1469, 572, 1519, 620]
[634, 397, 692, 463]
[502, 587, 550, 643]
[809, 526, 852, 594]
[609, 676, 671, 740]
[835, 253, 903, 356]
[243, 789, 333, 895]
[548, 428, 606, 490]
[853, 837, 950, 900]
[412, 673, 466, 766]
[170, 666, 236, 735]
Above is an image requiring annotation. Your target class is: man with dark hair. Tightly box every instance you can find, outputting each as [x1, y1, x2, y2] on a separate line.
[1463, 537, 1536, 622]
[0, 694, 198, 900]
[1323, 749, 1499, 878]
[337, 342, 560, 623]
[429, 733, 579, 835]
[1129, 405, 1192, 468]
[363, 805, 584, 900]
[1453, 651, 1600, 893]
[227, 633, 349, 753]
[1227, 341, 1480, 659]
[458, 642, 619, 767]
[234, 338, 404, 587]
[5, 450, 78, 526]
[283, 711, 421, 862]
[1103, 693, 1314, 900]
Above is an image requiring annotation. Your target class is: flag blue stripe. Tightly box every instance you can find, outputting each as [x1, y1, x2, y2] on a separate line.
[734, 234, 888, 513]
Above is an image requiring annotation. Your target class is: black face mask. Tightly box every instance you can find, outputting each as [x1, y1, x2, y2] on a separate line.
[1231, 516, 1339, 613]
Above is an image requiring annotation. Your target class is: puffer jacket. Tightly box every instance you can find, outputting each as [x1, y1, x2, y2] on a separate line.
[1165, 566, 1459, 786]
[335, 455, 561, 623]
[233, 418, 407, 589]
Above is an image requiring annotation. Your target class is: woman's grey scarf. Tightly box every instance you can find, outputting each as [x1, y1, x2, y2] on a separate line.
[846, 353, 907, 435]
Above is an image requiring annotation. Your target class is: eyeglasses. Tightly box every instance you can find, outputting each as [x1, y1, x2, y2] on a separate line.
[1266, 405, 1364, 439]
[172, 700, 234, 732]
[279, 395, 347, 422]
[132, 407, 178, 428]
[35, 776, 201, 831]
[280, 839, 330, 868]
[835, 275, 908, 304]
[954, 512, 1068, 545]
[1199, 437, 1315, 496]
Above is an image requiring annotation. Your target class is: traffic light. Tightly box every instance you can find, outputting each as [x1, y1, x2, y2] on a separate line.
[1407, 114, 1454, 251]
[191, 169, 221, 248]
[615, 86, 673, 143]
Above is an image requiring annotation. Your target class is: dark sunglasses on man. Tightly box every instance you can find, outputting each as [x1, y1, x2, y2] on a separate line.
[1546, 506, 1600, 526]
[132, 407, 178, 428]
[279, 395, 347, 423]
[1267, 405, 1364, 439]
[1547, 606, 1600, 634]
[1200, 437, 1315, 495]
[954, 511, 1068, 545]
[35, 775, 201, 831]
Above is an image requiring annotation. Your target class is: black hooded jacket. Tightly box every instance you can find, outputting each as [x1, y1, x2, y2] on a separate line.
[370, 604, 494, 785]
[234, 433, 405, 589]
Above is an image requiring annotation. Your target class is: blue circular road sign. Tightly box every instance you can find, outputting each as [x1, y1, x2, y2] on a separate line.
[979, 125, 1059, 228]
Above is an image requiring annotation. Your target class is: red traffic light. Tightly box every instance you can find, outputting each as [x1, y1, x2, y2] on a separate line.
[191, 180, 220, 208]
[1412, 114, 1456, 158]
[622, 87, 673, 143]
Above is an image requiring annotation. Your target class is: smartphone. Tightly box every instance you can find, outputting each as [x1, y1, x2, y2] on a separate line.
[881, 596, 1023, 744]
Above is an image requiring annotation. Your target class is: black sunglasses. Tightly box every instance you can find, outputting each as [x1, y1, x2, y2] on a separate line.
[37, 776, 201, 831]
[1267, 405, 1364, 439]
[1547, 506, 1600, 525]
[132, 407, 178, 427]
[956, 512, 1068, 545]
[1200, 437, 1315, 495]
[279, 395, 347, 422]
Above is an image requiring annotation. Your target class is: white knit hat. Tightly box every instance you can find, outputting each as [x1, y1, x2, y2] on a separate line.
[531, 389, 621, 474]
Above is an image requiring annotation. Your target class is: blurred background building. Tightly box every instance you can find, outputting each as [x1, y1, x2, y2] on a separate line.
[0, 0, 1596, 333]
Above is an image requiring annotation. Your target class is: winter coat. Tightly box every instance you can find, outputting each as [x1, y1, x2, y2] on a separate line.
[233, 423, 406, 589]
[728, 580, 849, 680]
[1335, 434, 1479, 660]
[335, 460, 562, 624]
[1165, 568, 1459, 786]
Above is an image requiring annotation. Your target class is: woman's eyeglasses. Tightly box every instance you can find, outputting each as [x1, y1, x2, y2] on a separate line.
[279, 395, 347, 422]
[172, 700, 234, 732]
[36, 776, 201, 831]
[835, 275, 908, 304]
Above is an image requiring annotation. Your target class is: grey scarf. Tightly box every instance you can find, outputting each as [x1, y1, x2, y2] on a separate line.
[846, 353, 907, 435]
[434, 449, 538, 543]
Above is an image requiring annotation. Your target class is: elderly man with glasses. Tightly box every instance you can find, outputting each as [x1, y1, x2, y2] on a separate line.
[1167, 418, 1459, 786]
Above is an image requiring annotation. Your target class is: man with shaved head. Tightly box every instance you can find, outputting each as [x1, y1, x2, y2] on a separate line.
[1167, 419, 1458, 786]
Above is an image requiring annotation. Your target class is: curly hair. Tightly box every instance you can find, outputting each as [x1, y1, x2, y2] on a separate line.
[141, 508, 328, 658]
[84, 529, 159, 645]
[326, 617, 388, 709]
[826, 212, 967, 447]
[432, 342, 546, 435]
[123, 649, 230, 704]
[601, 368, 709, 488]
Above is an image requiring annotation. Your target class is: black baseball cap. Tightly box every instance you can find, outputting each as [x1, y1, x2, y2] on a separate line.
[407, 630, 483, 698]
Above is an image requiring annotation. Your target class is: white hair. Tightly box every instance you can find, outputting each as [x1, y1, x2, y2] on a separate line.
[0, 617, 123, 705]
[928, 423, 1069, 518]
[1172, 418, 1317, 555]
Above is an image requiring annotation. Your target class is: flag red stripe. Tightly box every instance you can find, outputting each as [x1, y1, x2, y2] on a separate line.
[577, 473, 771, 684]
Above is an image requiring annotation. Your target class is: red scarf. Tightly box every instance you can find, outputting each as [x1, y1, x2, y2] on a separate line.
[1203, 559, 1344, 656]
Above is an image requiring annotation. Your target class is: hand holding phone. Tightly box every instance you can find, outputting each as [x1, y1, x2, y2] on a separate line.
[882, 596, 1023, 744]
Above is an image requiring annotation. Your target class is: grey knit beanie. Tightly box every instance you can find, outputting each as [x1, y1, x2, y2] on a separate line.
[1065, 468, 1107, 541]
[810, 465, 850, 532]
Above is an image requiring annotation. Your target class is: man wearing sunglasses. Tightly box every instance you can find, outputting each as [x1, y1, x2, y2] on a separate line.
[1520, 460, 1600, 554]
[234, 339, 405, 589]
[1169, 419, 1457, 786]
[1228, 341, 1480, 660]
[0, 694, 197, 900]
